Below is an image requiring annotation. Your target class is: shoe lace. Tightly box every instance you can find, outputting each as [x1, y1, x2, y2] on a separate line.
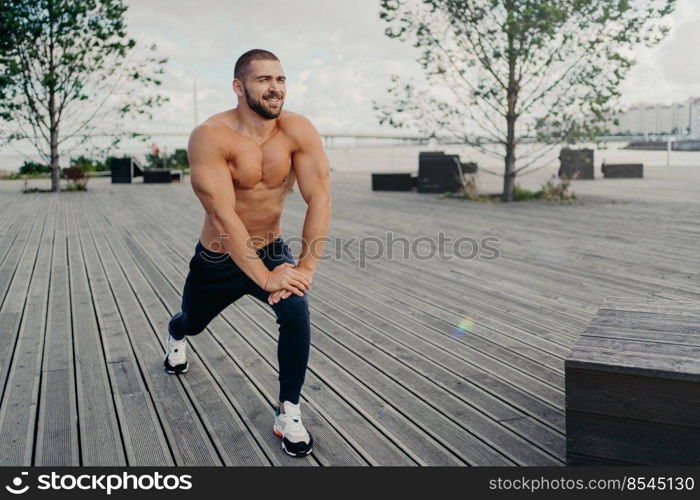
[283, 405, 306, 435]
[168, 335, 186, 354]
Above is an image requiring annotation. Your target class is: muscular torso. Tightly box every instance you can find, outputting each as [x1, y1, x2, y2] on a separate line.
[197, 110, 298, 253]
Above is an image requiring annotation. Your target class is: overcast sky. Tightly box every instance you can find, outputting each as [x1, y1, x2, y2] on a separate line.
[104, 0, 700, 134]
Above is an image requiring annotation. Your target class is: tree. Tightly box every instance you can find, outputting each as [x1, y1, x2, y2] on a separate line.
[0, 0, 168, 192]
[375, 0, 675, 201]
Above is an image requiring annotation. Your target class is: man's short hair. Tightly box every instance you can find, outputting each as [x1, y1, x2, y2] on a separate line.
[234, 49, 280, 80]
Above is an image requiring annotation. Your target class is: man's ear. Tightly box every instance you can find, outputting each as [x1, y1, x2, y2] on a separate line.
[232, 79, 244, 97]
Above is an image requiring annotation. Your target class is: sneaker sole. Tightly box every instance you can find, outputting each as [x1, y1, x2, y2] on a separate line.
[165, 366, 188, 374]
[164, 360, 188, 374]
[273, 424, 313, 457]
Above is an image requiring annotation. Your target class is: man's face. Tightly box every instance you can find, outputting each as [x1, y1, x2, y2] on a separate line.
[237, 59, 286, 120]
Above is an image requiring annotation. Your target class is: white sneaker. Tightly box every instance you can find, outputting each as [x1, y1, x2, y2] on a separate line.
[273, 401, 313, 457]
[164, 334, 188, 374]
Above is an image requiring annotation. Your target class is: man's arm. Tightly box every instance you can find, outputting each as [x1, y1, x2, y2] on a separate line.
[188, 124, 310, 295]
[289, 116, 332, 274]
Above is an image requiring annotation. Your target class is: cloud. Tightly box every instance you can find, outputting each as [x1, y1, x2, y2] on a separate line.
[13, 0, 698, 137]
[620, 0, 700, 106]
[122, 0, 423, 133]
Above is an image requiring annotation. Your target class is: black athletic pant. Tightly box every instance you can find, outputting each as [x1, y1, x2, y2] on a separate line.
[169, 238, 311, 404]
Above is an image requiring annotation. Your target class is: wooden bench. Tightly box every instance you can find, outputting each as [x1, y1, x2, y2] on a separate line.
[371, 173, 414, 191]
[565, 297, 700, 465]
[602, 163, 644, 178]
[143, 168, 179, 183]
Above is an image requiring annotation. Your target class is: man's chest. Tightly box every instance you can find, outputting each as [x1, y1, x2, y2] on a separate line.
[226, 135, 295, 189]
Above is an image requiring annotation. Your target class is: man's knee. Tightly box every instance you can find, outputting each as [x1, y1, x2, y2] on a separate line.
[273, 293, 310, 324]
[169, 310, 206, 337]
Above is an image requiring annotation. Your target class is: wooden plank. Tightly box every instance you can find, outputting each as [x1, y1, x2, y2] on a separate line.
[0, 196, 36, 269]
[582, 325, 700, 347]
[0, 199, 45, 396]
[566, 368, 700, 427]
[36, 199, 80, 465]
[65, 195, 126, 465]
[0, 198, 43, 307]
[0, 195, 54, 465]
[591, 310, 700, 333]
[566, 412, 700, 465]
[598, 298, 700, 316]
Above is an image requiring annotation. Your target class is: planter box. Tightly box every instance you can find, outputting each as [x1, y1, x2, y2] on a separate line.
[565, 297, 700, 465]
[144, 168, 174, 183]
[418, 154, 464, 193]
[559, 148, 594, 180]
[371, 172, 414, 191]
[109, 157, 144, 183]
[602, 163, 643, 178]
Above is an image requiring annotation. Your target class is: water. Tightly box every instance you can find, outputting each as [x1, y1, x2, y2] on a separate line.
[2, 137, 698, 196]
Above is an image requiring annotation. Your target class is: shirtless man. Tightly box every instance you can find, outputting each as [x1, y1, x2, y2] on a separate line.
[164, 49, 331, 458]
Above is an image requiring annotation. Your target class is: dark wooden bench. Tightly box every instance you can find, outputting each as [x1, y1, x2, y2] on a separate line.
[143, 168, 181, 183]
[371, 173, 414, 191]
[565, 297, 700, 465]
[602, 163, 644, 178]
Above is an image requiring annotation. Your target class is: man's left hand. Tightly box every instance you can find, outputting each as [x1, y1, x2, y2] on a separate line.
[268, 265, 314, 305]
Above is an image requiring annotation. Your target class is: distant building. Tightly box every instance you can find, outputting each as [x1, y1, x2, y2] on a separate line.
[608, 97, 698, 136]
[690, 98, 700, 137]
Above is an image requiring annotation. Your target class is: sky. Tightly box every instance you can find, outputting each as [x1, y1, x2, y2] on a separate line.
[122, 0, 700, 135]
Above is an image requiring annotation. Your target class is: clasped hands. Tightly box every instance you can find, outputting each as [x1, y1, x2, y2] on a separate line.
[263, 262, 314, 305]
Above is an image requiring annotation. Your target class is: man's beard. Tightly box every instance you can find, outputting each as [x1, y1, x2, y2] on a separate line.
[243, 85, 283, 119]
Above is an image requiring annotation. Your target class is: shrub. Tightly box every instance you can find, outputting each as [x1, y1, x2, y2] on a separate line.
[71, 155, 107, 172]
[513, 185, 544, 201]
[540, 174, 577, 202]
[63, 181, 87, 192]
[19, 160, 51, 175]
[146, 147, 189, 170]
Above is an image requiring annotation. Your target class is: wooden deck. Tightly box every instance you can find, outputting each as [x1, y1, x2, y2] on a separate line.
[0, 170, 698, 466]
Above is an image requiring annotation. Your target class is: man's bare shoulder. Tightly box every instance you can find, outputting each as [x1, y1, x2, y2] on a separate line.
[187, 118, 237, 172]
[189, 118, 231, 147]
[278, 111, 320, 147]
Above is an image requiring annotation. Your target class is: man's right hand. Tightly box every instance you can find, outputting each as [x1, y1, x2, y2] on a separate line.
[264, 262, 312, 295]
